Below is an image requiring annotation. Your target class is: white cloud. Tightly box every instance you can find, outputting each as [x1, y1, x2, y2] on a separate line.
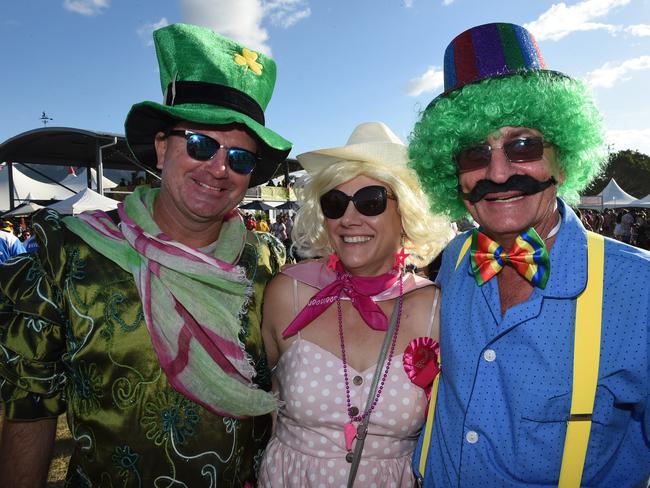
[179, 0, 309, 55]
[406, 66, 444, 97]
[584, 55, 650, 88]
[264, 0, 311, 28]
[180, 0, 270, 53]
[442, 0, 456, 5]
[524, 0, 630, 41]
[137, 18, 169, 46]
[403, 0, 414, 7]
[625, 24, 650, 36]
[63, 0, 109, 16]
[607, 128, 650, 155]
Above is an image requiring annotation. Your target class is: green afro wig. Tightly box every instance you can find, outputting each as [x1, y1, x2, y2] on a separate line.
[408, 72, 607, 221]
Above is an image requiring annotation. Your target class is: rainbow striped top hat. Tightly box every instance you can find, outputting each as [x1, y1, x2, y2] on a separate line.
[433, 23, 566, 103]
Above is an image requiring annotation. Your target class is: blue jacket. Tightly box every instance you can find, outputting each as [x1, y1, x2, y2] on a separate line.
[0, 231, 26, 263]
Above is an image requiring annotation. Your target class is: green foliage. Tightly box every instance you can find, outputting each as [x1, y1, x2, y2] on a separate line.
[586, 150, 650, 198]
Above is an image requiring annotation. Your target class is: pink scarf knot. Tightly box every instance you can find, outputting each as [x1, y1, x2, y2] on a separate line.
[282, 260, 400, 338]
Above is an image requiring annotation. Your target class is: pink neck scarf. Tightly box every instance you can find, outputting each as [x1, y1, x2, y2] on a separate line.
[282, 260, 400, 338]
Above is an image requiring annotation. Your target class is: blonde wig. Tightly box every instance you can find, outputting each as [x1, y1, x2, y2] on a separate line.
[291, 160, 453, 267]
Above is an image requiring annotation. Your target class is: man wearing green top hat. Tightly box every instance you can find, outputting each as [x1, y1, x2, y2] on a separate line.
[410, 23, 650, 487]
[0, 24, 291, 487]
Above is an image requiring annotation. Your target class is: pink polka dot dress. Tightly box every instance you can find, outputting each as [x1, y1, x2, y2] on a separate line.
[258, 338, 428, 487]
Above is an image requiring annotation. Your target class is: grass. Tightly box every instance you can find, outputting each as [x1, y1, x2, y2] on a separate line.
[0, 406, 72, 487]
[47, 415, 72, 487]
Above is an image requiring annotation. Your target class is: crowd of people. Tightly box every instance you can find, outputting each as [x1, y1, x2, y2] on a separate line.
[244, 212, 295, 255]
[578, 207, 650, 249]
[0, 219, 37, 263]
[0, 21, 649, 488]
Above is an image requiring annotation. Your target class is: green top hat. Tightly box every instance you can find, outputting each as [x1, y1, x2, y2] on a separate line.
[125, 23, 292, 187]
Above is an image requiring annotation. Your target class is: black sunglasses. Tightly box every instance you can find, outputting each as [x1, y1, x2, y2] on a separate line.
[167, 129, 259, 175]
[455, 137, 552, 174]
[320, 185, 396, 220]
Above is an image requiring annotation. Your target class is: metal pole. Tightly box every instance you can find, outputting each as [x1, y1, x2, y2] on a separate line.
[96, 137, 118, 195]
[283, 159, 290, 188]
[283, 158, 290, 201]
[8, 162, 15, 210]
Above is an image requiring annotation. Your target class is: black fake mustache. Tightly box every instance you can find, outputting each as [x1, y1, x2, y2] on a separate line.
[459, 175, 557, 204]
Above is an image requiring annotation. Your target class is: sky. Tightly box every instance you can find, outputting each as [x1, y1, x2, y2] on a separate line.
[1, 0, 649, 162]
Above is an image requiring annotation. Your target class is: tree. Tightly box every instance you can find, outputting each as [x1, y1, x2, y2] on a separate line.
[585, 150, 650, 198]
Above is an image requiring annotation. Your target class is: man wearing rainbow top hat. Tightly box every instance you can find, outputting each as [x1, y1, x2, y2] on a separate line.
[0, 24, 291, 486]
[409, 23, 650, 487]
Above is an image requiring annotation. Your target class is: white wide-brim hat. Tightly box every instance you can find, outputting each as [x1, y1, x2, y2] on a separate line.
[297, 121, 407, 174]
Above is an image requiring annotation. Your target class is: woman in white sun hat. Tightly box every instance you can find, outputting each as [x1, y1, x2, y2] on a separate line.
[258, 122, 452, 487]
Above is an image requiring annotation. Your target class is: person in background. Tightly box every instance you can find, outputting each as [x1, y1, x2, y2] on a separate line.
[620, 208, 635, 244]
[283, 212, 295, 259]
[258, 122, 452, 487]
[244, 212, 257, 231]
[613, 211, 624, 240]
[256, 215, 270, 232]
[19, 227, 39, 254]
[269, 214, 279, 237]
[0, 220, 26, 264]
[602, 208, 615, 237]
[0, 23, 291, 487]
[271, 213, 288, 243]
[591, 210, 604, 234]
[409, 22, 650, 487]
[637, 212, 650, 250]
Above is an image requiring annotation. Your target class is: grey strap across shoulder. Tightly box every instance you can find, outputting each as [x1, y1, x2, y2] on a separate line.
[346, 298, 401, 487]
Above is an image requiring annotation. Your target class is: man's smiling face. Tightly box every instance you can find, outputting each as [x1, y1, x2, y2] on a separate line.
[458, 126, 564, 244]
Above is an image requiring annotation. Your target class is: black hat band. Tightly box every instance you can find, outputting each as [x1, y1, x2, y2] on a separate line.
[164, 80, 265, 125]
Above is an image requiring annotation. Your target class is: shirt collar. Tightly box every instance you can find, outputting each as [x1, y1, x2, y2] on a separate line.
[540, 198, 588, 298]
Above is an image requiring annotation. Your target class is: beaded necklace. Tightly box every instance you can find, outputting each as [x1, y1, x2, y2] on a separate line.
[338, 271, 404, 462]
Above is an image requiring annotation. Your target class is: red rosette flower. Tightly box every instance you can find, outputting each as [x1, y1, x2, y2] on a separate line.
[403, 337, 440, 399]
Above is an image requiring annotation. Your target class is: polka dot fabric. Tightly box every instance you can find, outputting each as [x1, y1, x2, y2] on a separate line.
[258, 338, 427, 487]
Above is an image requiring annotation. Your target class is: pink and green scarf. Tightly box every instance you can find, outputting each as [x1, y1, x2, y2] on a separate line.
[63, 186, 278, 417]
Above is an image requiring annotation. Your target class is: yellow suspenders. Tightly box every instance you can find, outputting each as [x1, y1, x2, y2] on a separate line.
[558, 231, 604, 487]
[418, 231, 605, 487]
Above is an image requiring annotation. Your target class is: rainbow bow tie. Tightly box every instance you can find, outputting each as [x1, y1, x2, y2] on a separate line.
[470, 228, 550, 288]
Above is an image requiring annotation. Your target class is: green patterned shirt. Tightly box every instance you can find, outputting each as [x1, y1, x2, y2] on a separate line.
[0, 209, 286, 487]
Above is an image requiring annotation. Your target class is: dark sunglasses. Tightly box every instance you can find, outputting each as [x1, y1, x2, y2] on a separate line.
[167, 129, 259, 175]
[320, 185, 396, 220]
[455, 137, 552, 174]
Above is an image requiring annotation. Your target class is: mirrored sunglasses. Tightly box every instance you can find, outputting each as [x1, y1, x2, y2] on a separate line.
[456, 137, 552, 174]
[320, 185, 396, 220]
[167, 129, 259, 175]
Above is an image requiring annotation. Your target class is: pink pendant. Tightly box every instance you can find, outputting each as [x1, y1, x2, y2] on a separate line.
[344, 422, 357, 451]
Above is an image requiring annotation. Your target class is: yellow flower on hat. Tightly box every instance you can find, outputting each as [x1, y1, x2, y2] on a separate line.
[234, 48, 263, 75]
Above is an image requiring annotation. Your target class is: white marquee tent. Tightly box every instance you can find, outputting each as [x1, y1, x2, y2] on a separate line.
[0, 165, 77, 210]
[597, 179, 638, 207]
[1, 166, 119, 212]
[2, 201, 45, 217]
[630, 193, 650, 209]
[580, 178, 639, 209]
[45, 188, 119, 215]
[60, 168, 118, 193]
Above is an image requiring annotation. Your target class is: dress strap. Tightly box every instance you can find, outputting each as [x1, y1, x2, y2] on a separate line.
[426, 286, 440, 338]
[292, 277, 299, 316]
[292, 277, 302, 339]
